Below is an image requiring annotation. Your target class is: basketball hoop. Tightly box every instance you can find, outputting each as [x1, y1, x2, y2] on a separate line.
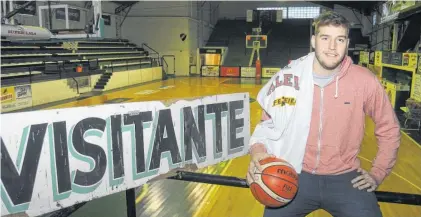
[246, 34, 267, 67]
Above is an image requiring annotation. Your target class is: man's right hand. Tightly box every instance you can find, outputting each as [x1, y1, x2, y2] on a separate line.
[246, 144, 275, 186]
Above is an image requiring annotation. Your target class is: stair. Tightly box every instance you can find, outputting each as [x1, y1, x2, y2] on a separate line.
[93, 71, 113, 91]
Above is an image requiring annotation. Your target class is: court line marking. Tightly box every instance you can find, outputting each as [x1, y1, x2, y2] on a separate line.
[134, 163, 227, 205]
[358, 155, 421, 192]
[192, 159, 233, 217]
[401, 131, 421, 150]
[135, 184, 149, 204]
[178, 77, 231, 88]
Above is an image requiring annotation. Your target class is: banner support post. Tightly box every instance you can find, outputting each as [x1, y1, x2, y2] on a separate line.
[126, 189, 137, 217]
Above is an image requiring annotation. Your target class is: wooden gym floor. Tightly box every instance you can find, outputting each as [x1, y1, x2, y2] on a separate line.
[40, 77, 420, 217]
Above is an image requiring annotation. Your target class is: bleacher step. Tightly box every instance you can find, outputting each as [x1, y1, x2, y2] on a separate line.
[92, 71, 114, 91]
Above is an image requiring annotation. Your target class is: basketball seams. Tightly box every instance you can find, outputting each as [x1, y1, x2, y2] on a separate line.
[260, 161, 293, 171]
[250, 184, 262, 202]
[261, 173, 298, 189]
[263, 165, 298, 183]
[251, 183, 281, 207]
[253, 178, 291, 203]
[251, 158, 298, 207]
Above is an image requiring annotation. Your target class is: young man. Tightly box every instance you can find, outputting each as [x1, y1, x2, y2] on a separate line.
[246, 11, 401, 217]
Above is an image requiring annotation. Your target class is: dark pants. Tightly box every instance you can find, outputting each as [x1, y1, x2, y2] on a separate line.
[263, 170, 382, 217]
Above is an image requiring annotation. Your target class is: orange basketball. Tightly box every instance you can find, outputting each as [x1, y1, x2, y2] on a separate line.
[249, 157, 299, 208]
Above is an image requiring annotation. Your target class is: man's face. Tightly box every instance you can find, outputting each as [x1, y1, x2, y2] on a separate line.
[311, 25, 349, 70]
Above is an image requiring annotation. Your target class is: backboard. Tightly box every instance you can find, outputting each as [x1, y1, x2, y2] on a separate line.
[246, 35, 267, 49]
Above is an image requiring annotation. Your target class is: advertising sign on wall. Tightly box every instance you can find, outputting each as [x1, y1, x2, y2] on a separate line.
[262, 67, 281, 78]
[241, 67, 256, 78]
[201, 65, 220, 77]
[220, 66, 240, 77]
[412, 74, 421, 101]
[1, 84, 32, 112]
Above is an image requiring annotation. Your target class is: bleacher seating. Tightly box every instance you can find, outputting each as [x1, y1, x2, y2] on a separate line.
[1, 37, 155, 89]
[206, 19, 313, 67]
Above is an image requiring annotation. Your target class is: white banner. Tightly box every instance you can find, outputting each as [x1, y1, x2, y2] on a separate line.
[241, 67, 256, 78]
[201, 65, 220, 77]
[0, 93, 250, 217]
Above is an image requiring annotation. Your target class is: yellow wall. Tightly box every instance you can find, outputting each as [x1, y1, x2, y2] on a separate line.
[1, 67, 162, 113]
[31, 79, 78, 106]
[32, 67, 161, 106]
[80, 74, 101, 94]
[104, 67, 162, 91]
[63, 74, 102, 95]
[30, 74, 100, 106]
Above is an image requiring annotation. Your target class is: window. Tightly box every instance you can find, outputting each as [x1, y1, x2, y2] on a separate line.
[256, 7, 287, 19]
[373, 13, 377, 25]
[287, 7, 320, 19]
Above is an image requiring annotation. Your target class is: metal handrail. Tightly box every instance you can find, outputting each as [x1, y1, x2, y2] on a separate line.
[161, 57, 169, 74]
[71, 77, 79, 94]
[167, 171, 421, 206]
[141, 43, 160, 65]
[161, 55, 175, 75]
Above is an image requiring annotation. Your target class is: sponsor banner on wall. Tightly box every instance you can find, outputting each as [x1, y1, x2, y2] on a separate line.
[241, 67, 256, 78]
[56, 8, 81, 22]
[201, 65, 220, 77]
[1, 86, 15, 104]
[1, 84, 32, 112]
[0, 93, 250, 217]
[220, 66, 240, 77]
[413, 74, 421, 101]
[262, 67, 281, 78]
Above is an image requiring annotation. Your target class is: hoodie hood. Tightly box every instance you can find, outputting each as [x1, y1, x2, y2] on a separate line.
[290, 53, 353, 99]
[336, 55, 353, 78]
[318, 55, 353, 99]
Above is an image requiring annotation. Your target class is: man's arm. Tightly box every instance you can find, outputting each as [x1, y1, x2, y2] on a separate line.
[247, 110, 276, 185]
[364, 76, 401, 185]
[249, 109, 278, 154]
[249, 111, 272, 154]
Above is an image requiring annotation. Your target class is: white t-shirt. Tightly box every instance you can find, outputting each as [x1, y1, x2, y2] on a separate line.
[313, 71, 337, 87]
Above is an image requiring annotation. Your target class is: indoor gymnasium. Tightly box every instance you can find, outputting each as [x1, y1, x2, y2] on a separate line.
[1, 1, 420, 217]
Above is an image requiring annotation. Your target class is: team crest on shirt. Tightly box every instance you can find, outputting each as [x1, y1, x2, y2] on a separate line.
[272, 96, 296, 107]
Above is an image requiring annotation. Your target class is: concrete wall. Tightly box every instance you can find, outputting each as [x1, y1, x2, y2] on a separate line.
[120, 2, 217, 76]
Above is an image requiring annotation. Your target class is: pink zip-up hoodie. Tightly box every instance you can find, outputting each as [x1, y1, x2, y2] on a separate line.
[300, 55, 401, 185]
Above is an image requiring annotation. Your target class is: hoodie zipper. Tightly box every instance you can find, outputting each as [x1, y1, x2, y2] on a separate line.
[312, 87, 324, 174]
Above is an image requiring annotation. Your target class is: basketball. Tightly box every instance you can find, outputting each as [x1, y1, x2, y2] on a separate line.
[249, 157, 299, 208]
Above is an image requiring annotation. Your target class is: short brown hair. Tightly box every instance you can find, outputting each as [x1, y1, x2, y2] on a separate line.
[313, 11, 350, 35]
